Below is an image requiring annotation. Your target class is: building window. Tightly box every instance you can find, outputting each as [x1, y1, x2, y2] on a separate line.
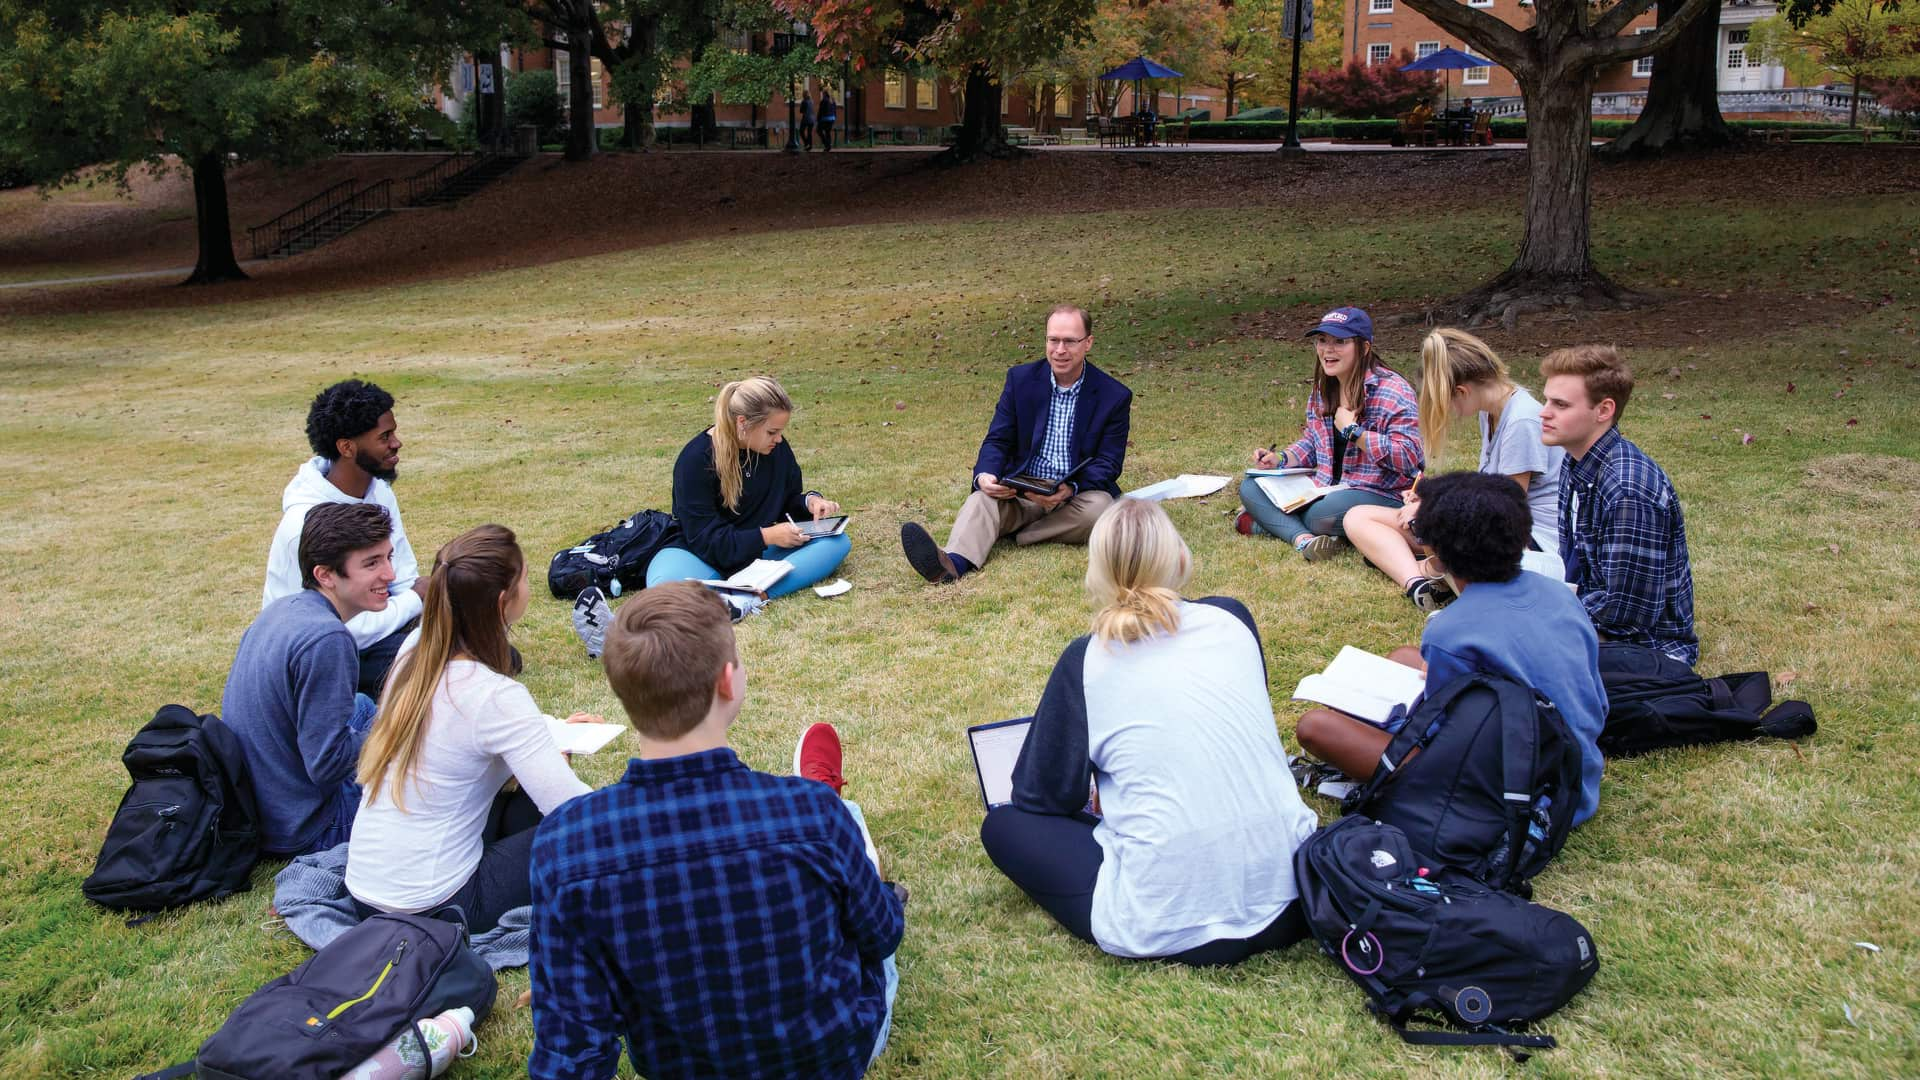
[1726, 28, 1749, 70]
[1463, 65, 1490, 84]
[1416, 41, 1441, 61]
[884, 71, 906, 109]
[1370, 0, 1395, 11]
[554, 48, 570, 103]
[914, 76, 937, 110]
[1634, 27, 1656, 77]
[591, 57, 605, 109]
[1053, 84, 1072, 117]
[1368, 43, 1392, 66]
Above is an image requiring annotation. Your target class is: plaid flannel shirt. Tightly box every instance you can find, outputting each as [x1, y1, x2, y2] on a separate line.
[1280, 365, 1423, 496]
[1557, 426, 1698, 664]
[528, 749, 903, 1080]
[1031, 371, 1084, 483]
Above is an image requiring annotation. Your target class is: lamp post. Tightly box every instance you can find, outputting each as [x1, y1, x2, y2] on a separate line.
[785, 72, 800, 153]
[1279, 0, 1309, 158]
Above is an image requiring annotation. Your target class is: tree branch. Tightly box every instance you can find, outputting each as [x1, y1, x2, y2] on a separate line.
[1396, 0, 1534, 72]
[1586, 0, 1719, 63]
[1592, 0, 1658, 41]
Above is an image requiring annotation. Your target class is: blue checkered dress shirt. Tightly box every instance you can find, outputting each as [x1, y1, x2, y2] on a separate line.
[1032, 371, 1083, 483]
[527, 749, 904, 1080]
[1557, 425, 1698, 664]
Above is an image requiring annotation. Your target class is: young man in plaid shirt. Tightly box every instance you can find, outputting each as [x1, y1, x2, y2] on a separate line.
[1539, 345, 1698, 664]
[528, 582, 904, 1079]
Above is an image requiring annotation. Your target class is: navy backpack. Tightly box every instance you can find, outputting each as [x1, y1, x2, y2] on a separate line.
[1294, 815, 1599, 1053]
[1342, 673, 1582, 895]
[548, 508, 680, 599]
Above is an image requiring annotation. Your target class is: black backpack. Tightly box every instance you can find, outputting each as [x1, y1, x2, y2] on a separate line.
[1342, 673, 1581, 895]
[1596, 642, 1816, 758]
[1294, 815, 1599, 1053]
[149, 911, 498, 1080]
[548, 508, 681, 600]
[83, 706, 261, 915]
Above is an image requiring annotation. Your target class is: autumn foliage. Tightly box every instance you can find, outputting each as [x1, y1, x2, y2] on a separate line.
[1298, 50, 1439, 118]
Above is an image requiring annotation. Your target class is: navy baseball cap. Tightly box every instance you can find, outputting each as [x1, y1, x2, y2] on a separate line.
[1305, 306, 1373, 341]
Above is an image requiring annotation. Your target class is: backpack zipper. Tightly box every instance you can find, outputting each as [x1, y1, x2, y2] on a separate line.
[327, 939, 408, 1019]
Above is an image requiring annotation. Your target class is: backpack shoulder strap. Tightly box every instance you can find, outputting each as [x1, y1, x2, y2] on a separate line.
[133, 1062, 197, 1080]
[1349, 673, 1491, 809]
[1494, 677, 1545, 889]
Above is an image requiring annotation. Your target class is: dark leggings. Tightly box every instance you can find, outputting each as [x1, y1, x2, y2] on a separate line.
[979, 805, 1308, 967]
[355, 788, 542, 934]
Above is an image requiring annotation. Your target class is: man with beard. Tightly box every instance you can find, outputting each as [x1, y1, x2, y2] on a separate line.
[263, 380, 424, 695]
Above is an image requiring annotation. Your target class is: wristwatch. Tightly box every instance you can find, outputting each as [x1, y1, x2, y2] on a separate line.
[1339, 422, 1362, 441]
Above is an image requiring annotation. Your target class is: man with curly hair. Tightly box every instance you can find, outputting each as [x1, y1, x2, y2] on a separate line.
[262, 379, 423, 695]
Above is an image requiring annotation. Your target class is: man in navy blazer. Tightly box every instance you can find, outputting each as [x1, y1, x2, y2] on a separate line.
[902, 304, 1132, 583]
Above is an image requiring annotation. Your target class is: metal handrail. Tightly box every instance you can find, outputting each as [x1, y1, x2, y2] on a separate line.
[404, 151, 476, 205]
[248, 178, 357, 258]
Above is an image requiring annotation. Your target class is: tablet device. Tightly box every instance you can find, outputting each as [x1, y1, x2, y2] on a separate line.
[1000, 474, 1058, 496]
[796, 515, 849, 539]
[966, 717, 1032, 810]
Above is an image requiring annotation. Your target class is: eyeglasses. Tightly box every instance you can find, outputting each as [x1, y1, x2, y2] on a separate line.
[1045, 336, 1089, 348]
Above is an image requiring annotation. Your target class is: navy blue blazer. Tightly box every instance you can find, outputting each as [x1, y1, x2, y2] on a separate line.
[972, 360, 1132, 498]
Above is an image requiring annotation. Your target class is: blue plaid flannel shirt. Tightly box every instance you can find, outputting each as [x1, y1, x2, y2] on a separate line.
[1031, 372, 1083, 484]
[528, 749, 904, 1080]
[1557, 426, 1698, 664]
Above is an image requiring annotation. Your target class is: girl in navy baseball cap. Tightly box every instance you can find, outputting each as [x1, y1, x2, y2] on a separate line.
[1235, 306, 1424, 560]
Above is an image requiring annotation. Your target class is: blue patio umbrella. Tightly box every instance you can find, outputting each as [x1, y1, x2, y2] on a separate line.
[1099, 56, 1184, 117]
[1399, 46, 1497, 110]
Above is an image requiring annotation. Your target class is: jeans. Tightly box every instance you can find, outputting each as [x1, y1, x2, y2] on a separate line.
[1238, 478, 1401, 544]
[978, 805, 1308, 966]
[839, 799, 900, 1070]
[645, 533, 851, 599]
[306, 692, 379, 855]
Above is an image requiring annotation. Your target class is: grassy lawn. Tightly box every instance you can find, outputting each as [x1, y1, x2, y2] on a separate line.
[2, 190, 1917, 1079]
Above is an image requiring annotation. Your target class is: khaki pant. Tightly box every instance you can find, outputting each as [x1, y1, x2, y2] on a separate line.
[945, 489, 1115, 569]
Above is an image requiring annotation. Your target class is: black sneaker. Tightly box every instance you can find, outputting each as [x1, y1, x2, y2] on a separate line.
[1406, 575, 1455, 614]
[571, 586, 613, 659]
[900, 522, 958, 584]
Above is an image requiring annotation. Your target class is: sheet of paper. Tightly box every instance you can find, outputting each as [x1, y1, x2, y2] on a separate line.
[813, 578, 852, 598]
[544, 716, 628, 755]
[1124, 474, 1232, 501]
[1245, 467, 1312, 477]
[969, 721, 1032, 809]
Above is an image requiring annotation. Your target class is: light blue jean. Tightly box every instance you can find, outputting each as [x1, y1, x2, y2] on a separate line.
[1238, 477, 1402, 544]
[308, 692, 379, 855]
[839, 799, 900, 1071]
[645, 533, 851, 599]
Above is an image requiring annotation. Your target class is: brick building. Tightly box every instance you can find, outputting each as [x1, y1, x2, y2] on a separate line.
[1338, 0, 1828, 118]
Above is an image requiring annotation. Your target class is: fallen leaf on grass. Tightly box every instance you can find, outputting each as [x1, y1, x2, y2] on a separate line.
[1662, 392, 1677, 400]
[1847, 418, 1860, 427]
[1827, 544, 1841, 555]
[1740, 432, 1755, 445]
[1700, 413, 1713, 420]
[1777, 670, 1800, 687]
[1843, 1002, 1858, 1028]
[1854, 941, 1881, 953]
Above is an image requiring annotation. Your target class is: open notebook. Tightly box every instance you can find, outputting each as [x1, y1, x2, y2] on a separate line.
[1292, 646, 1427, 727]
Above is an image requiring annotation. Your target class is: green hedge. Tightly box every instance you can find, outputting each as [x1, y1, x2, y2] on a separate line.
[1185, 117, 1860, 142]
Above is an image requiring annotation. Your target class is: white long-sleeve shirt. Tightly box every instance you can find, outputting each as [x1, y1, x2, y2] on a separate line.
[262, 456, 422, 650]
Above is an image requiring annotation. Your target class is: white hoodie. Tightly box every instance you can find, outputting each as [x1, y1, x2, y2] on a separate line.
[261, 456, 423, 651]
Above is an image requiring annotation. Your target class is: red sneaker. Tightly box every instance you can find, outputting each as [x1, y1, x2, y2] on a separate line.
[793, 722, 845, 795]
[1235, 510, 1255, 536]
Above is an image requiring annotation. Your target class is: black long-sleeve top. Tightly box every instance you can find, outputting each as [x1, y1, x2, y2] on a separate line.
[670, 430, 813, 575]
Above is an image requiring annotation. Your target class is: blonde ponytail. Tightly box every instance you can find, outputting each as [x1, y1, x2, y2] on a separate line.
[1417, 328, 1512, 467]
[358, 525, 523, 812]
[1086, 499, 1191, 645]
[711, 376, 796, 512]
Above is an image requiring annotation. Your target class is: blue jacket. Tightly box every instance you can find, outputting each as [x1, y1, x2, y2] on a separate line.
[972, 360, 1132, 497]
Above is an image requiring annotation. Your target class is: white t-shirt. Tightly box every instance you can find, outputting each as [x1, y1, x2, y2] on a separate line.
[1479, 386, 1564, 561]
[346, 659, 591, 913]
[1081, 602, 1319, 958]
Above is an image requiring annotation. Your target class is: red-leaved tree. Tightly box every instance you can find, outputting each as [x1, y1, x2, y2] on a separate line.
[1298, 51, 1438, 118]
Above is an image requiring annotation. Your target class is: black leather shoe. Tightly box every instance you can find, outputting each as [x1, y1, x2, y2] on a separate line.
[900, 522, 958, 584]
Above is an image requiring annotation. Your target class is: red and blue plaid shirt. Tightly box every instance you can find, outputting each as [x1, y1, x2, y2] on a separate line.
[528, 749, 903, 1080]
[1280, 365, 1423, 496]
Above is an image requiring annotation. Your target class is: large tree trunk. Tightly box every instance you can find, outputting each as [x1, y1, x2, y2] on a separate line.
[475, 49, 508, 151]
[566, 27, 596, 161]
[937, 65, 1018, 163]
[619, 15, 659, 149]
[1440, 68, 1639, 326]
[184, 150, 246, 286]
[1603, 1, 1733, 156]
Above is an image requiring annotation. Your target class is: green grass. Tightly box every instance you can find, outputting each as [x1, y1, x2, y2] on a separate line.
[2, 191, 1918, 1079]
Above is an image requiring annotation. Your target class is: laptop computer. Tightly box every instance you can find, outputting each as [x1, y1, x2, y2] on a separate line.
[965, 717, 1032, 811]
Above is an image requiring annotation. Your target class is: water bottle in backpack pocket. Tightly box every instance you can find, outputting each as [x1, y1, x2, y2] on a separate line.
[1293, 815, 1598, 1051]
